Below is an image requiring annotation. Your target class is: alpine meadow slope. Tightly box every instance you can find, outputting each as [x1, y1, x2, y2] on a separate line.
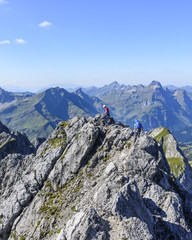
[0, 116, 192, 239]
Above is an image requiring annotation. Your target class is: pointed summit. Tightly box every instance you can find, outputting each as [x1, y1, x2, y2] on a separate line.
[148, 80, 163, 90]
[149, 80, 162, 87]
[106, 81, 121, 90]
[110, 81, 119, 86]
[74, 87, 84, 95]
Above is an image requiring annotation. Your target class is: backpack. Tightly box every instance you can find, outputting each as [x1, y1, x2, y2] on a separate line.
[135, 120, 142, 129]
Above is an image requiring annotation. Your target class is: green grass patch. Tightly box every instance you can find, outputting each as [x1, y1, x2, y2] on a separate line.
[74, 187, 80, 193]
[40, 204, 59, 216]
[86, 172, 93, 178]
[75, 134, 79, 140]
[48, 137, 67, 148]
[20, 235, 25, 240]
[10, 233, 16, 239]
[45, 181, 53, 190]
[154, 127, 169, 143]
[35, 220, 41, 230]
[124, 141, 131, 148]
[167, 157, 185, 178]
[58, 121, 71, 128]
[56, 228, 61, 234]
[103, 153, 110, 162]
[71, 206, 77, 212]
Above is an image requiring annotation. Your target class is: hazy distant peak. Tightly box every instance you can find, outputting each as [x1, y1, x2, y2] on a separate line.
[104, 81, 121, 88]
[173, 88, 188, 101]
[43, 86, 69, 94]
[74, 87, 84, 93]
[174, 88, 185, 94]
[149, 80, 162, 89]
[149, 80, 162, 86]
[110, 81, 120, 85]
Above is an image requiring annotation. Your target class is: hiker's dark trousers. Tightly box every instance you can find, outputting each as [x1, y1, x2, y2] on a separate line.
[134, 128, 141, 142]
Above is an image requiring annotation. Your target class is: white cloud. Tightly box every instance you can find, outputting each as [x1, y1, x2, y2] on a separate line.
[0, 0, 6, 4]
[0, 0, 7, 4]
[14, 39, 27, 44]
[0, 40, 10, 44]
[38, 21, 52, 28]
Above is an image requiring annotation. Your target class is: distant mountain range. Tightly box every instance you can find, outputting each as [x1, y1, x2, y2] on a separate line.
[84, 81, 192, 132]
[83, 82, 192, 96]
[0, 87, 103, 140]
[0, 81, 192, 141]
[164, 85, 192, 94]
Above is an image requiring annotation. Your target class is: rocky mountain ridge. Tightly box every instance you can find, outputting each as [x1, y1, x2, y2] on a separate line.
[0, 116, 192, 239]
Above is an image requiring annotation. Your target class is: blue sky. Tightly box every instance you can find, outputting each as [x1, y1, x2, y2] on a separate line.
[0, 0, 192, 91]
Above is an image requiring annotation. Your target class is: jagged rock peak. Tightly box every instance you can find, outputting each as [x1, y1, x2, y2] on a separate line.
[0, 122, 35, 160]
[0, 115, 191, 240]
[104, 81, 121, 89]
[174, 88, 188, 98]
[148, 80, 163, 89]
[109, 81, 120, 85]
[73, 87, 86, 95]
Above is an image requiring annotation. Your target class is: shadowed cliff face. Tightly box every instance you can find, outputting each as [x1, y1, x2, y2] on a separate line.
[0, 115, 192, 240]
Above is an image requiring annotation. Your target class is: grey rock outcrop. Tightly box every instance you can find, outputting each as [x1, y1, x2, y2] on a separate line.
[149, 127, 192, 192]
[31, 137, 46, 151]
[0, 115, 191, 239]
[0, 121, 35, 160]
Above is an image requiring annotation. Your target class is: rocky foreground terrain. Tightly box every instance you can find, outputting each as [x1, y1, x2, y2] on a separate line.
[0, 115, 192, 240]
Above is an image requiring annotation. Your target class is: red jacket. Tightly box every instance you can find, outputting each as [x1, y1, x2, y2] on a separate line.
[104, 107, 109, 115]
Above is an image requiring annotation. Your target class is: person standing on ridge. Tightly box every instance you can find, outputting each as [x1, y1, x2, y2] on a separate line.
[103, 105, 110, 117]
[134, 119, 143, 142]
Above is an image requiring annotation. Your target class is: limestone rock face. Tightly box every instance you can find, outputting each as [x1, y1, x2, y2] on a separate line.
[0, 115, 191, 240]
[31, 137, 46, 151]
[149, 127, 192, 192]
